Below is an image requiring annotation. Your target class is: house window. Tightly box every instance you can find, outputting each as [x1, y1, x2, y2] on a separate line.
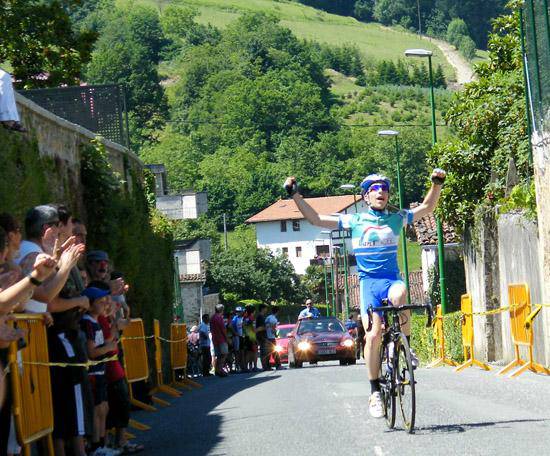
[316, 245, 329, 258]
[292, 220, 300, 231]
[296, 246, 302, 257]
[282, 247, 288, 256]
[281, 220, 287, 232]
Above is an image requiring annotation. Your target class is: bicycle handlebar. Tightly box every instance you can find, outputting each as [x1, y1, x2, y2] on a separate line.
[365, 302, 433, 332]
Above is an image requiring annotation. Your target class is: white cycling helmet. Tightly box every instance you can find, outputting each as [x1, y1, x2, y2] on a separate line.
[360, 174, 391, 195]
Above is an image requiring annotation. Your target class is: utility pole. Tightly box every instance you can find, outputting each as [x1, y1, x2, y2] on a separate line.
[223, 213, 228, 250]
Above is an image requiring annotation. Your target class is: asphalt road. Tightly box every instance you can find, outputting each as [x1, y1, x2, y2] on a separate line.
[133, 362, 550, 456]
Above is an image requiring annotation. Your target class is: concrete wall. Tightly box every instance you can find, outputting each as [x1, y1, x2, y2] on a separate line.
[532, 132, 550, 367]
[497, 213, 548, 366]
[463, 208, 502, 362]
[181, 282, 202, 327]
[464, 208, 549, 365]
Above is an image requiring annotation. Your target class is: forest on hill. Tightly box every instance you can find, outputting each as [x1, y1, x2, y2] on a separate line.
[297, 0, 506, 48]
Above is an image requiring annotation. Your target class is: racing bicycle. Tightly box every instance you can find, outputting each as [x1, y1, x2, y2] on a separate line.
[366, 300, 433, 433]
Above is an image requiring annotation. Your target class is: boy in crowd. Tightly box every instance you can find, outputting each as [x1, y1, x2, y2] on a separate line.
[80, 287, 119, 456]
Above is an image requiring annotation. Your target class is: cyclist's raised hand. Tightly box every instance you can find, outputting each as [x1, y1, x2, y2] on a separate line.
[283, 176, 298, 196]
[431, 168, 446, 185]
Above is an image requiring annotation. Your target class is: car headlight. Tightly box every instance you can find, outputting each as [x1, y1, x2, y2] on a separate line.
[297, 341, 311, 351]
[274, 345, 283, 353]
[342, 339, 354, 348]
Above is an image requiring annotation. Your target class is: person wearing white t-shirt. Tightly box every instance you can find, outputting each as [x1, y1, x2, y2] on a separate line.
[265, 307, 281, 370]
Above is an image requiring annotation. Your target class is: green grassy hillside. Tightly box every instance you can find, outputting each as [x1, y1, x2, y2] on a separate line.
[124, 0, 457, 81]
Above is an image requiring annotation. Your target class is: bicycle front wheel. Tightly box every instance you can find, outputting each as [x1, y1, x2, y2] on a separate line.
[379, 338, 395, 429]
[396, 333, 416, 433]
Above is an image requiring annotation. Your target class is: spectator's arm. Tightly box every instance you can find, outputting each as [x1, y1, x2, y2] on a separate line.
[87, 339, 116, 359]
[48, 296, 89, 313]
[116, 317, 130, 331]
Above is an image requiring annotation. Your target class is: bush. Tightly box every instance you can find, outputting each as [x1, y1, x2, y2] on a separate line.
[458, 35, 477, 60]
[411, 311, 464, 365]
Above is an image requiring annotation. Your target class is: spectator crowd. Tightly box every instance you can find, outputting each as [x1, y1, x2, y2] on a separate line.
[187, 303, 283, 379]
[0, 205, 144, 456]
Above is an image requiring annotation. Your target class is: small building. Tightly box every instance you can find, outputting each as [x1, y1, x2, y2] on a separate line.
[246, 195, 367, 275]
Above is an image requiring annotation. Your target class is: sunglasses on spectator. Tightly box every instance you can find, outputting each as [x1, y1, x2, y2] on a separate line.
[368, 183, 389, 193]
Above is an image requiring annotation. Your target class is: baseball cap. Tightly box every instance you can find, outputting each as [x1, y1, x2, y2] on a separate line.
[86, 250, 109, 262]
[81, 287, 110, 302]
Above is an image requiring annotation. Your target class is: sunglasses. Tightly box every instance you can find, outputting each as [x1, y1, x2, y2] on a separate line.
[369, 183, 389, 193]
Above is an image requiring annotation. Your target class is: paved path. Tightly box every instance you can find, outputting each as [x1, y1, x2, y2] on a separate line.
[133, 362, 550, 455]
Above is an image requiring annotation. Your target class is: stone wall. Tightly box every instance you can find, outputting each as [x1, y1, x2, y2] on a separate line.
[15, 92, 142, 215]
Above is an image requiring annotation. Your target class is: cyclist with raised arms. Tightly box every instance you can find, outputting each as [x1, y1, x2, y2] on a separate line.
[283, 169, 446, 418]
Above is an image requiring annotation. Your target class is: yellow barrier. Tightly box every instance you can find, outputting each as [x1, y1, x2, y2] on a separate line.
[497, 283, 550, 378]
[121, 318, 167, 413]
[8, 314, 54, 456]
[169, 323, 201, 390]
[455, 294, 491, 372]
[427, 305, 458, 369]
[152, 319, 181, 398]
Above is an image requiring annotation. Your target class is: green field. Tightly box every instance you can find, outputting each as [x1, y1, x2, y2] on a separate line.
[123, 0, 457, 81]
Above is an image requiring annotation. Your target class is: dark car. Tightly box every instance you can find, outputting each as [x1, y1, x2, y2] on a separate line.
[287, 317, 356, 368]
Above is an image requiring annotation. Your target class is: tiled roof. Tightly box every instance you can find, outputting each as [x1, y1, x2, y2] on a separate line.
[246, 195, 360, 223]
[410, 202, 459, 245]
[179, 273, 205, 283]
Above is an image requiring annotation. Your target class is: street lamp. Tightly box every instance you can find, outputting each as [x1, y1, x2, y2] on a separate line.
[320, 230, 335, 316]
[314, 247, 330, 317]
[405, 47, 448, 314]
[339, 184, 358, 212]
[377, 129, 411, 304]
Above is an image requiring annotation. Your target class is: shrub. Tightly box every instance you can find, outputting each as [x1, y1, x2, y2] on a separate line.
[458, 35, 477, 60]
[446, 18, 469, 47]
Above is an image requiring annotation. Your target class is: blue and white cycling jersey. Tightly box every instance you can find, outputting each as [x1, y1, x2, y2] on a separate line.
[338, 208, 413, 280]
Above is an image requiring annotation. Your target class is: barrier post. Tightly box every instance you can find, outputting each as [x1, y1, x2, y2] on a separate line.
[8, 314, 54, 456]
[497, 283, 550, 378]
[426, 305, 458, 368]
[455, 294, 491, 372]
[120, 318, 161, 412]
[170, 323, 201, 389]
[152, 319, 181, 398]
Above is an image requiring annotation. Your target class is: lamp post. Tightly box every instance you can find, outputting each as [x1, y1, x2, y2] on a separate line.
[320, 230, 336, 316]
[377, 129, 411, 304]
[405, 48, 448, 313]
[314, 251, 330, 317]
[340, 183, 358, 212]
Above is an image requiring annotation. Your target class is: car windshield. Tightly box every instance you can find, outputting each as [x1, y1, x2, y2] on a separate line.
[277, 327, 294, 339]
[297, 319, 345, 334]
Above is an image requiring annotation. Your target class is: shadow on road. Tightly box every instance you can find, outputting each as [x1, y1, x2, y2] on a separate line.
[132, 372, 280, 455]
[412, 418, 549, 435]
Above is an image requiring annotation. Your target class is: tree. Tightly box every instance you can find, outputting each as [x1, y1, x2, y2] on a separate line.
[428, 3, 530, 228]
[207, 247, 306, 304]
[446, 18, 470, 47]
[433, 64, 446, 88]
[85, 5, 168, 146]
[354, 0, 375, 21]
[0, 0, 96, 88]
[373, 0, 414, 26]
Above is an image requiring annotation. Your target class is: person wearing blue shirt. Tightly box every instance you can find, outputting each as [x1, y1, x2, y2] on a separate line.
[284, 168, 446, 419]
[298, 299, 321, 320]
[231, 307, 244, 371]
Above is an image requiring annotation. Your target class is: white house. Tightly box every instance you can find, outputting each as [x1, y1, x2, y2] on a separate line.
[246, 195, 368, 274]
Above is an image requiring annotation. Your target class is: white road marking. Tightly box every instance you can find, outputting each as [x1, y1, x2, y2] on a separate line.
[374, 446, 385, 456]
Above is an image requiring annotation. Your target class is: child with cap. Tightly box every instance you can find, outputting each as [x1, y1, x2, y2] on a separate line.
[80, 286, 120, 456]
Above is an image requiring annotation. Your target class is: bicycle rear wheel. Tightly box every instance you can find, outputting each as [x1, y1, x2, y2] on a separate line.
[396, 333, 416, 433]
[379, 338, 395, 429]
